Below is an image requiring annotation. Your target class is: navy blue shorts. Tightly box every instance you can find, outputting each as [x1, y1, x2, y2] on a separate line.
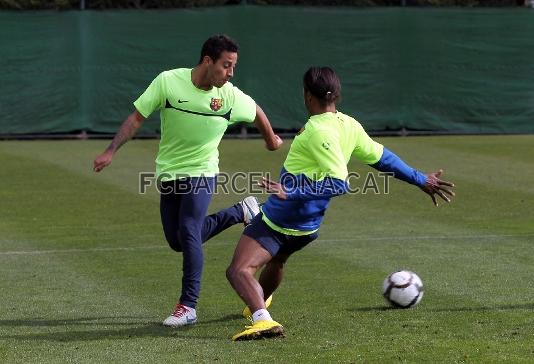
[243, 213, 319, 257]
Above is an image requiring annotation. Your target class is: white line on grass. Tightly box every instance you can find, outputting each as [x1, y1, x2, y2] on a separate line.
[0, 245, 165, 256]
[1, 233, 533, 256]
[321, 233, 534, 243]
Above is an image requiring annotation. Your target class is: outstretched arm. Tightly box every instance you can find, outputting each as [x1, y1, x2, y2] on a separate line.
[93, 109, 145, 172]
[253, 104, 282, 151]
[370, 148, 455, 206]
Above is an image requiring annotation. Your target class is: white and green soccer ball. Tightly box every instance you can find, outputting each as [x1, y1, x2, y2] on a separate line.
[382, 270, 424, 308]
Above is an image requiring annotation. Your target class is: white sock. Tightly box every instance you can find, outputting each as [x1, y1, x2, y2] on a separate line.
[252, 309, 272, 323]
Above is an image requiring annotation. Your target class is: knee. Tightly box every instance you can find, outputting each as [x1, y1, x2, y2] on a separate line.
[167, 241, 183, 253]
[163, 231, 182, 252]
[226, 264, 248, 284]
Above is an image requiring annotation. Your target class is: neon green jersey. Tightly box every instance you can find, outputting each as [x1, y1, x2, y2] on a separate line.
[133, 68, 256, 180]
[284, 111, 384, 180]
[262, 111, 384, 236]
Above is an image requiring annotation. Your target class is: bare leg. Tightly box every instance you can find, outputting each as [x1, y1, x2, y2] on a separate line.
[226, 234, 273, 314]
[258, 253, 290, 300]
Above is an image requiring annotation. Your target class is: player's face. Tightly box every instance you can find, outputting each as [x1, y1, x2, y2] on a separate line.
[208, 51, 237, 88]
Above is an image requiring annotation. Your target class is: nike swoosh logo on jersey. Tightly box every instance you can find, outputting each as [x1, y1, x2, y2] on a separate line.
[165, 99, 231, 121]
[177, 99, 189, 103]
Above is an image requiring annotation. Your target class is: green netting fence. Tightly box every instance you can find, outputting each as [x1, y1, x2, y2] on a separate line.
[1, 6, 533, 135]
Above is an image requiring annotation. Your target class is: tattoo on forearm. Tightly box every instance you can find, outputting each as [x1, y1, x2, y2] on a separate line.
[107, 119, 138, 152]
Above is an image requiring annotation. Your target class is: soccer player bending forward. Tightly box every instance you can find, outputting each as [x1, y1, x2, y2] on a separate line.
[93, 34, 282, 328]
[226, 66, 455, 341]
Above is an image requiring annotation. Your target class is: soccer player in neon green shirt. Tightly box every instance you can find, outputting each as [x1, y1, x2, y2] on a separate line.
[226, 66, 455, 341]
[93, 34, 282, 328]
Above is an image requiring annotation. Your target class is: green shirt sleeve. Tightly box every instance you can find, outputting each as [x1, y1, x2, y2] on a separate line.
[352, 122, 384, 165]
[307, 130, 349, 181]
[133, 72, 166, 118]
[229, 86, 256, 124]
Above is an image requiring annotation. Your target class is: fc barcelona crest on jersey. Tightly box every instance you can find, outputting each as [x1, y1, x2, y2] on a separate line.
[210, 98, 224, 111]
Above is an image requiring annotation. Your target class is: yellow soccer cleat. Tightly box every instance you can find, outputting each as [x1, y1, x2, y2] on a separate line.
[232, 319, 284, 341]
[242, 295, 273, 322]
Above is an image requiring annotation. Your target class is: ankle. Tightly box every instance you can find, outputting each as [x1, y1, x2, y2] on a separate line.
[252, 309, 272, 323]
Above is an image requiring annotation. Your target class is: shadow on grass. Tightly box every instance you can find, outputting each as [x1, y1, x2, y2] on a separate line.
[197, 314, 242, 324]
[0, 314, 243, 342]
[0, 316, 153, 327]
[0, 314, 243, 328]
[348, 306, 395, 312]
[348, 303, 534, 312]
[0, 323, 217, 342]
[428, 303, 534, 312]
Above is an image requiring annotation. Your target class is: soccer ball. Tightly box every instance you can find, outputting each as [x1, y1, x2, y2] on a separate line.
[382, 270, 424, 308]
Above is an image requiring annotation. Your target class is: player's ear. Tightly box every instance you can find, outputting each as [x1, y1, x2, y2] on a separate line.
[202, 55, 212, 66]
[303, 89, 312, 102]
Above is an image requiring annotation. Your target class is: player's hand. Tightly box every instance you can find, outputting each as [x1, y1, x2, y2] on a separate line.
[93, 150, 113, 172]
[258, 177, 287, 200]
[420, 169, 455, 207]
[266, 135, 283, 151]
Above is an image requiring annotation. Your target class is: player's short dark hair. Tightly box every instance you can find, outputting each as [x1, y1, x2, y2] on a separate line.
[303, 66, 341, 105]
[198, 34, 239, 64]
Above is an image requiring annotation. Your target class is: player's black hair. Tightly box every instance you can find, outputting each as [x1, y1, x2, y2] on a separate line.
[303, 66, 341, 105]
[198, 34, 239, 64]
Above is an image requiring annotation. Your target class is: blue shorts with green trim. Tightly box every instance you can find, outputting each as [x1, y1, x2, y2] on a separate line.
[243, 213, 319, 257]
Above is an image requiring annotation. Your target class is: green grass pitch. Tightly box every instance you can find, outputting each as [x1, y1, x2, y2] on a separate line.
[0, 135, 533, 363]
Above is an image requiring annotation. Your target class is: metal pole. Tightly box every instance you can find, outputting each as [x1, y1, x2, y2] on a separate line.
[80, 0, 85, 10]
